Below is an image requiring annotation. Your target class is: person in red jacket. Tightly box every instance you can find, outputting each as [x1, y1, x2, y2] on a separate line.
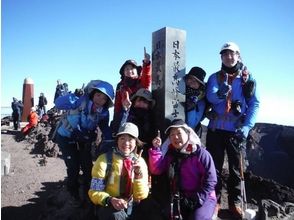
[21, 107, 38, 136]
[111, 47, 152, 136]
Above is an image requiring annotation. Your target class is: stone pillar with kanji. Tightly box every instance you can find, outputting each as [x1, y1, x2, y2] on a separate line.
[152, 27, 186, 137]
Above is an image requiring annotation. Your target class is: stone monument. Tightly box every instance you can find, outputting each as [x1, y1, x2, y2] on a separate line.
[152, 27, 186, 136]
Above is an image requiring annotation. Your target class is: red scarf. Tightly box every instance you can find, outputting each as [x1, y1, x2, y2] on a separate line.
[122, 157, 133, 197]
[220, 71, 238, 113]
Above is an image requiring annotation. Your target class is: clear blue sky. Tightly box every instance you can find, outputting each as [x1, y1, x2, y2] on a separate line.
[2, 0, 294, 126]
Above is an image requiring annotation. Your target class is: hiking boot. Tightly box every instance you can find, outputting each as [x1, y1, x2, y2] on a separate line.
[212, 203, 220, 220]
[229, 204, 243, 219]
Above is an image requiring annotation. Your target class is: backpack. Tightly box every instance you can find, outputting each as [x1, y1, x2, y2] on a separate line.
[51, 100, 88, 143]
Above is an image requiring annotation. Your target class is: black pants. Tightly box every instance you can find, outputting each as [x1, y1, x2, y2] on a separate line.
[12, 113, 20, 130]
[56, 133, 93, 198]
[97, 197, 164, 220]
[206, 129, 244, 206]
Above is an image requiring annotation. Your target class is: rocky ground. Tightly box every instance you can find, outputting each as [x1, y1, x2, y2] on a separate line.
[1, 118, 294, 220]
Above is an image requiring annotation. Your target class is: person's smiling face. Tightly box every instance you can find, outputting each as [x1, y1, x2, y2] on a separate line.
[117, 134, 136, 156]
[221, 50, 239, 68]
[124, 64, 139, 79]
[169, 127, 188, 150]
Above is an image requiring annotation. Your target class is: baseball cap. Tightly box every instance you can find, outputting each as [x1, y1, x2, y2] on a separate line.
[116, 122, 139, 138]
[220, 42, 240, 54]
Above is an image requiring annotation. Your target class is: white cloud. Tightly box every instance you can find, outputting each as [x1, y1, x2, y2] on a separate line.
[257, 95, 294, 126]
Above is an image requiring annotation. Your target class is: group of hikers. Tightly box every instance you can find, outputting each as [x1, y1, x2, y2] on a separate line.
[13, 41, 260, 220]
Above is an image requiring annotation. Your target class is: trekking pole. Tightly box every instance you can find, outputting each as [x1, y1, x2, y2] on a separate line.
[239, 149, 247, 218]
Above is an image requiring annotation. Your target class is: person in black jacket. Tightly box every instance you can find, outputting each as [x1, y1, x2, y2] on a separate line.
[11, 97, 23, 130]
[38, 92, 48, 117]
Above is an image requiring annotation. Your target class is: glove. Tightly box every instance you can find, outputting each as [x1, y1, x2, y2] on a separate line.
[180, 196, 201, 211]
[74, 88, 84, 97]
[72, 126, 96, 143]
[190, 96, 199, 104]
[231, 128, 248, 150]
[235, 129, 246, 143]
[217, 74, 231, 99]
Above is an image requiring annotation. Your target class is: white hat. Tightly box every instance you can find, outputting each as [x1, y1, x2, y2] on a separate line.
[31, 107, 36, 112]
[116, 122, 139, 138]
[220, 42, 240, 54]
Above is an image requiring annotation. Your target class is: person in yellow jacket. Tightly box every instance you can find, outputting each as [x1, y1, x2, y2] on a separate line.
[88, 122, 149, 220]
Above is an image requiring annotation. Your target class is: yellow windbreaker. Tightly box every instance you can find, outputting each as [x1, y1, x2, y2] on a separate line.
[88, 151, 149, 206]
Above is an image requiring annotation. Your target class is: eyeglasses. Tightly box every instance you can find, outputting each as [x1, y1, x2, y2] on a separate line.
[221, 50, 238, 57]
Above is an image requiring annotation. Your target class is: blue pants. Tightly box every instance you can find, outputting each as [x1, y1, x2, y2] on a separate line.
[56, 133, 93, 198]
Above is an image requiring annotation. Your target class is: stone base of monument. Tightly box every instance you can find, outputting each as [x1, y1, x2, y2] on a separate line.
[1, 151, 11, 176]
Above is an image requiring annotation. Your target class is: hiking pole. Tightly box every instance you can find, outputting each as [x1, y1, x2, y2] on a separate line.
[231, 137, 247, 219]
[231, 136, 256, 220]
[239, 150, 247, 217]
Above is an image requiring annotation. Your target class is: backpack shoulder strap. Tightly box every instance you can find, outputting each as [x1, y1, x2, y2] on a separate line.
[241, 67, 256, 100]
[104, 150, 113, 185]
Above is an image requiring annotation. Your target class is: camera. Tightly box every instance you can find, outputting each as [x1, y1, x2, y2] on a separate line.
[231, 100, 242, 116]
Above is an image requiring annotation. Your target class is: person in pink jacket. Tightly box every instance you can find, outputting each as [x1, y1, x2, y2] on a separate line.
[149, 119, 217, 220]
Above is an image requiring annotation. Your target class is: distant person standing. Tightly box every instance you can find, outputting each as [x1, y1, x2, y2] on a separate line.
[63, 83, 70, 95]
[11, 97, 24, 130]
[38, 92, 48, 117]
[205, 42, 260, 219]
[54, 79, 65, 102]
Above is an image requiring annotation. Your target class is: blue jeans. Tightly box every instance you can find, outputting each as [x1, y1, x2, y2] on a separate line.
[56, 133, 93, 198]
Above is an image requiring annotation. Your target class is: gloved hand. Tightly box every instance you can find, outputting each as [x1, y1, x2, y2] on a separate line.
[217, 74, 231, 99]
[74, 88, 84, 97]
[231, 127, 249, 150]
[72, 126, 96, 143]
[190, 96, 199, 104]
[234, 129, 246, 143]
[180, 196, 201, 211]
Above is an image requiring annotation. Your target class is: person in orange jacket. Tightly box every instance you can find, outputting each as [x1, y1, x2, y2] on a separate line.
[21, 107, 38, 136]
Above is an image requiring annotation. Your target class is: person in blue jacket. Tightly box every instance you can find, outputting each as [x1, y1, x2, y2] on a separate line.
[149, 119, 217, 220]
[54, 80, 114, 205]
[205, 42, 260, 218]
[184, 66, 207, 138]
